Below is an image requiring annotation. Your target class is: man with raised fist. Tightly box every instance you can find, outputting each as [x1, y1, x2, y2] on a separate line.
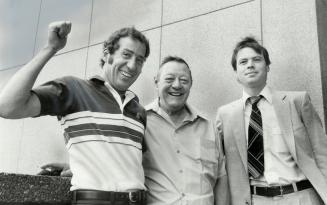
[0, 21, 150, 205]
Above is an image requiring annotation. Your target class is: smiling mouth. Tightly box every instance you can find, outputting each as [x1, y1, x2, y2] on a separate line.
[169, 92, 183, 96]
[121, 71, 133, 78]
[246, 72, 257, 76]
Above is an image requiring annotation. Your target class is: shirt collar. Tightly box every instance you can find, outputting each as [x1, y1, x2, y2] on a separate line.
[88, 75, 105, 85]
[242, 85, 273, 108]
[145, 98, 208, 122]
[89, 75, 136, 103]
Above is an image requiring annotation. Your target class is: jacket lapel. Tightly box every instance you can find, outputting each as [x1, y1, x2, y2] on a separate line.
[272, 91, 297, 161]
[232, 99, 248, 171]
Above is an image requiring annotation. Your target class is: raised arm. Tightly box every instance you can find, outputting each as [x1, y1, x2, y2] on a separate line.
[0, 21, 71, 119]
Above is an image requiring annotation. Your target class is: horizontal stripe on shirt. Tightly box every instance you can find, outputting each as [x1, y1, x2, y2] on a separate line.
[61, 111, 144, 132]
[65, 123, 143, 142]
[66, 134, 142, 150]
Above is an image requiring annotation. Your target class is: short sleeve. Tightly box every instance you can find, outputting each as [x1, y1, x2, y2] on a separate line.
[32, 77, 73, 117]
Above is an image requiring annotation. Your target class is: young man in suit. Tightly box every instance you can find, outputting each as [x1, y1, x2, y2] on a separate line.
[216, 37, 327, 205]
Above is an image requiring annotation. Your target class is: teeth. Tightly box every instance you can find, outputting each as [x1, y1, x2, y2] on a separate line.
[169, 93, 182, 96]
[121, 71, 132, 78]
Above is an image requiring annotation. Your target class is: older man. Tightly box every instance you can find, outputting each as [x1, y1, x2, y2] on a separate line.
[0, 21, 150, 205]
[143, 56, 229, 205]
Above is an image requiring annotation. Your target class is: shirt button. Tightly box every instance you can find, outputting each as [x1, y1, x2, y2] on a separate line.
[181, 193, 185, 197]
[179, 170, 183, 173]
[177, 150, 180, 153]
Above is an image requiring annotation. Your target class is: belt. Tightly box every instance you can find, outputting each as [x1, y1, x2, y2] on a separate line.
[250, 180, 313, 197]
[71, 190, 146, 203]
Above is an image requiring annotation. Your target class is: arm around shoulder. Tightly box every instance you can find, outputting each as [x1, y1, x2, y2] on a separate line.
[214, 174, 230, 205]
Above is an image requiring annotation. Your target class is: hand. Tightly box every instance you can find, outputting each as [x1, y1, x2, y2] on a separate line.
[46, 21, 72, 52]
[38, 162, 72, 177]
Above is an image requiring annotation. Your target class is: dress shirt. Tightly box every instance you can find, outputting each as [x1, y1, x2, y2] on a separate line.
[242, 86, 306, 186]
[143, 99, 226, 205]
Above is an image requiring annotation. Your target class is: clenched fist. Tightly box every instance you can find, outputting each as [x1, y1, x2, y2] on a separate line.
[47, 21, 72, 52]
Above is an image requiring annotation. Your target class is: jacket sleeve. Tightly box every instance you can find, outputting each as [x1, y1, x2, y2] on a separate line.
[214, 109, 230, 205]
[300, 92, 327, 179]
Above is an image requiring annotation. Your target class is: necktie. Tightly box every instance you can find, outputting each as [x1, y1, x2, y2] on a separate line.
[247, 96, 264, 178]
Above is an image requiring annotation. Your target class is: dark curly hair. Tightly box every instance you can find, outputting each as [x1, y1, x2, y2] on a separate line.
[231, 36, 271, 71]
[100, 27, 150, 67]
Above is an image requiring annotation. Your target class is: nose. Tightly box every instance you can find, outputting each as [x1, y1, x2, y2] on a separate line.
[127, 58, 137, 72]
[172, 79, 182, 89]
[247, 60, 254, 69]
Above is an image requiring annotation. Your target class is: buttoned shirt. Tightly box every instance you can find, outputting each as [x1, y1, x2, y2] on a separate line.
[242, 86, 306, 186]
[143, 99, 226, 205]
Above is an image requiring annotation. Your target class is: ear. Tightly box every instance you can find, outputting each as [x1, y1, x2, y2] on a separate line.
[266, 66, 270, 72]
[108, 55, 113, 65]
[102, 54, 113, 65]
[154, 76, 159, 88]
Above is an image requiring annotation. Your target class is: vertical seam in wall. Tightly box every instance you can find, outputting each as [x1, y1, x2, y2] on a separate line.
[84, 0, 94, 79]
[260, 0, 264, 44]
[32, 0, 43, 56]
[159, 0, 164, 66]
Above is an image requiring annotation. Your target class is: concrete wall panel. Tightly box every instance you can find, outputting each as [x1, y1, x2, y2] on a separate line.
[161, 1, 261, 120]
[17, 117, 68, 174]
[262, 0, 324, 123]
[35, 49, 88, 86]
[85, 44, 103, 78]
[90, 0, 162, 45]
[0, 118, 23, 173]
[0, 0, 41, 70]
[163, 0, 253, 24]
[34, 0, 92, 54]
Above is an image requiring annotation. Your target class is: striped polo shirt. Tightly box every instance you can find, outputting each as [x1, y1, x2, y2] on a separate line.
[32, 76, 146, 191]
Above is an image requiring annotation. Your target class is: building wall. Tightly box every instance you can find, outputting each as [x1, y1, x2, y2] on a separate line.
[0, 0, 325, 174]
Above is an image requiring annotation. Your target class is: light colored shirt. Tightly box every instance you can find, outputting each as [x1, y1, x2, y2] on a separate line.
[143, 99, 226, 205]
[242, 86, 306, 186]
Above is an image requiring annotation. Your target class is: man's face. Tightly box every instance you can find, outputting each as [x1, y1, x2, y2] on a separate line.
[103, 37, 146, 92]
[235, 47, 269, 89]
[156, 61, 192, 113]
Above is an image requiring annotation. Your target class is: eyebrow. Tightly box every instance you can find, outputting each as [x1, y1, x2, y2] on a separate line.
[123, 48, 146, 60]
[238, 55, 263, 60]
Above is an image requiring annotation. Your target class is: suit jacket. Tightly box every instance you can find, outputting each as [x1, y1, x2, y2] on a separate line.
[216, 90, 327, 205]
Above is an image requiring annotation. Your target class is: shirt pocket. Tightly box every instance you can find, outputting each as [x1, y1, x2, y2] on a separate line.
[269, 126, 289, 153]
